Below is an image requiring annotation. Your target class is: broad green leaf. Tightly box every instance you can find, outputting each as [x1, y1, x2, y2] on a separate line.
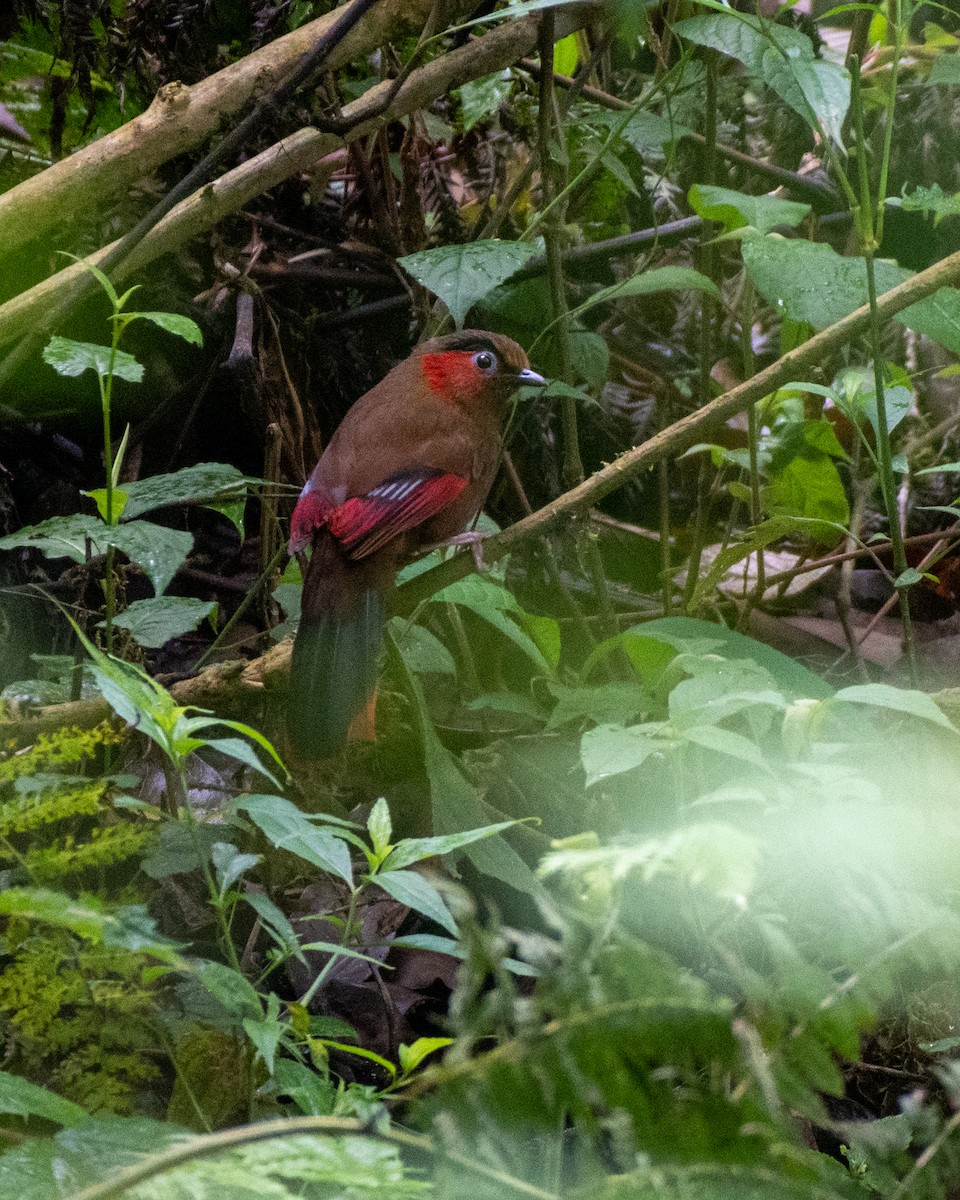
[580, 723, 670, 787]
[928, 52, 960, 84]
[199, 737, 284, 791]
[890, 183, 960, 223]
[102, 596, 216, 648]
[861, 384, 914, 439]
[680, 723, 770, 767]
[391, 621, 456, 675]
[580, 266, 719, 315]
[742, 236, 910, 330]
[398, 239, 541, 327]
[0, 514, 192, 595]
[392, 932, 538, 975]
[103, 520, 193, 595]
[242, 891, 304, 960]
[674, 13, 850, 143]
[833, 683, 957, 731]
[545, 681, 649, 730]
[743, 235, 960, 355]
[456, 70, 512, 132]
[763, 452, 850, 544]
[0, 1071, 87, 1127]
[373, 869, 459, 937]
[593, 107, 694, 150]
[636, 616, 834, 698]
[119, 462, 250, 520]
[381, 819, 521, 871]
[689, 183, 810, 235]
[895, 567, 925, 588]
[84, 485, 128, 523]
[432, 574, 553, 673]
[42, 336, 144, 382]
[231, 795, 354, 885]
[0, 513, 105, 563]
[127, 310, 204, 344]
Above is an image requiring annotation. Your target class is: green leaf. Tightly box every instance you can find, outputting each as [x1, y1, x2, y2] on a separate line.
[680, 724, 770, 767]
[895, 567, 925, 588]
[456, 69, 512, 132]
[674, 13, 850, 143]
[102, 596, 216, 648]
[391, 621, 456, 675]
[633, 616, 834, 698]
[193, 959, 263, 1023]
[0, 1071, 87, 1127]
[211, 841, 261, 897]
[0, 513, 105, 563]
[42, 336, 144, 382]
[580, 265, 719, 316]
[763, 452, 850, 543]
[592, 106, 694, 151]
[398, 1036, 453, 1075]
[689, 183, 810, 235]
[119, 462, 250, 520]
[372, 869, 459, 937]
[743, 235, 960, 356]
[104, 520, 193, 595]
[200, 737, 284, 791]
[241, 891, 304, 961]
[431, 574, 553, 673]
[367, 797, 392, 855]
[833, 683, 957, 731]
[231, 795, 354, 886]
[581, 723, 671, 787]
[126, 310, 204, 344]
[928, 52, 960, 84]
[398, 239, 541, 327]
[84, 486, 128, 523]
[382, 819, 521, 871]
[742, 236, 910, 330]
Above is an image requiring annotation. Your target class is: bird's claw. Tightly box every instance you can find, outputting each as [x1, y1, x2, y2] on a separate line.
[436, 530, 488, 571]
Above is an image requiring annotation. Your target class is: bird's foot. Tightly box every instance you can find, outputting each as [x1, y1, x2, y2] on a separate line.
[435, 530, 488, 571]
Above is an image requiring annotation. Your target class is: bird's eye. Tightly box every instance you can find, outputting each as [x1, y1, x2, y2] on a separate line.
[473, 350, 497, 372]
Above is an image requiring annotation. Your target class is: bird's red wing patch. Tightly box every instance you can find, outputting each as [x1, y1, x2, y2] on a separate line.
[329, 468, 468, 560]
[289, 487, 331, 554]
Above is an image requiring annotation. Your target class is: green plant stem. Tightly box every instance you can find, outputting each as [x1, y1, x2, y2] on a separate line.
[683, 51, 718, 613]
[850, 56, 916, 679]
[99, 325, 121, 657]
[298, 883, 363, 1010]
[742, 279, 765, 615]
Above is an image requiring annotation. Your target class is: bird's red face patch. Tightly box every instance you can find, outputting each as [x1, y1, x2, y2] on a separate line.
[421, 351, 488, 404]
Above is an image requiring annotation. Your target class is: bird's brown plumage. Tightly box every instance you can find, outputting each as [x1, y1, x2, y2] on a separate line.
[287, 330, 543, 757]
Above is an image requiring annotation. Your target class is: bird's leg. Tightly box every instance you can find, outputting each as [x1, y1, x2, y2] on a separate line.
[432, 530, 489, 572]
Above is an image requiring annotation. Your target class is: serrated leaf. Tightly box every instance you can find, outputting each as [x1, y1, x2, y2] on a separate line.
[399, 239, 541, 327]
[231, 795, 353, 886]
[102, 596, 216, 648]
[42, 336, 144, 382]
[372, 869, 459, 936]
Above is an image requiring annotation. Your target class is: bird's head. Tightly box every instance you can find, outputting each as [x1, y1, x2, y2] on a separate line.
[417, 330, 545, 410]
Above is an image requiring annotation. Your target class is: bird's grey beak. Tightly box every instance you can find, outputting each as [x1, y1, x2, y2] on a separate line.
[515, 367, 546, 386]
